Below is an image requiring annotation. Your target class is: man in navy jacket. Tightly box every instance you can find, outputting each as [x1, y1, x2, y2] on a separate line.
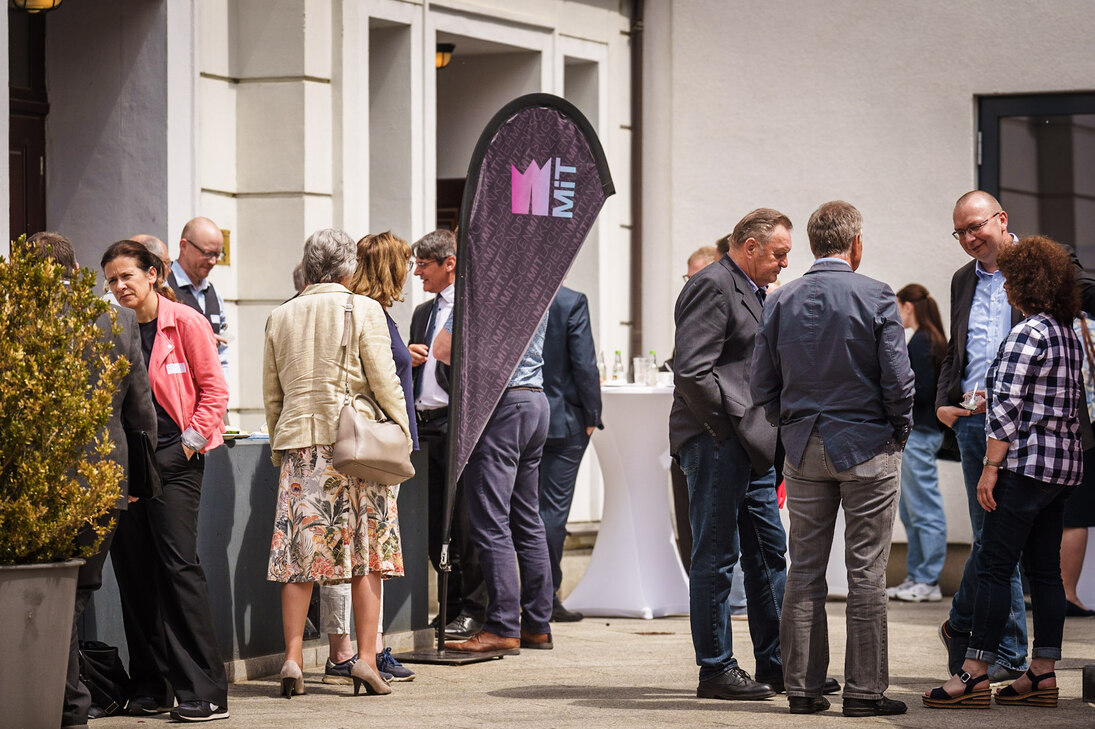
[538, 286, 602, 622]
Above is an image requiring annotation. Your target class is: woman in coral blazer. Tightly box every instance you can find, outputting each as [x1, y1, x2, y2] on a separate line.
[101, 239, 231, 723]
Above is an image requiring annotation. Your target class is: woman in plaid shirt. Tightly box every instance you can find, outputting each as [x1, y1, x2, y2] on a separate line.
[925, 236, 1083, 710]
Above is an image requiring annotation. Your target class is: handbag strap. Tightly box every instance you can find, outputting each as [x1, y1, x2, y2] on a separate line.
[338, 293, 392, 423]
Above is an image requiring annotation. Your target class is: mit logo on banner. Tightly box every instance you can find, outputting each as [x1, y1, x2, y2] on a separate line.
[510, 157, 575, 218]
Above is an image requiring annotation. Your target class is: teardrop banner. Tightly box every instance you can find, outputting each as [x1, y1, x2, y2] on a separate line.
[398, 94, 613, 663]
[447, 94, 614, 488]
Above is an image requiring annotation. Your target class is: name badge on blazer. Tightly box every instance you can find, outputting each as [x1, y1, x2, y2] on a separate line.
[166, 362, 188, 375]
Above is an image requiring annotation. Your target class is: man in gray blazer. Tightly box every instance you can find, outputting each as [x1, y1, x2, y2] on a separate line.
[671, 208, 793, 701]
[751, 201, 914, 717]
[26, 232, 158, 728]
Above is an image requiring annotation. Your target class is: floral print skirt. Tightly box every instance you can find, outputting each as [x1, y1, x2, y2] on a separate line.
[267, 444, 403, 583]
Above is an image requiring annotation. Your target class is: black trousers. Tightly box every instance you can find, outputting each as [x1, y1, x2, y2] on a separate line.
[62, 510, 118, 727]
[420, 415, 487, 622]
[110, 442, 227, 706]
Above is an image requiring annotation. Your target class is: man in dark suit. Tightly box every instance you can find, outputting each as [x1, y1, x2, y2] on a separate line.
[671, 208, 793, 702]
[26, 232, 158, 729]
[408, 229, 486, 640]
[538, 285, 602, 622]
[751, 201, 914, 717]
[934, 190, 1095, 679]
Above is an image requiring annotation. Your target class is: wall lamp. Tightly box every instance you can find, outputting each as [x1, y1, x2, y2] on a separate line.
[436, 43, 455, 69]
[8, 0, 63, 12]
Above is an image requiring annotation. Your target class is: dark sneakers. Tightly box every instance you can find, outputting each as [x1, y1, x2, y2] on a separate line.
[842, 696, 907, 717]
[376, 647, 416, 681]
[169, 700, 229, 722]
[126, 696, 171, 716]
[696, 667, 776, 700]
[326, 653, 395, 684]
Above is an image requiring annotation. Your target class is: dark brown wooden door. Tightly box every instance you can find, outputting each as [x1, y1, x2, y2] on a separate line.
[8, 9, 48, 239]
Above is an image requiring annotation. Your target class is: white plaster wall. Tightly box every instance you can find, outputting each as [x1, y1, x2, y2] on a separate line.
[45, 0, 170, 264]
[642, 0, 1095, 544]
[644, 0, 1095, 360]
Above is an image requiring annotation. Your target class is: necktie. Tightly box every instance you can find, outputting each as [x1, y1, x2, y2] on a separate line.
[414, 297, 442, 399]
[756, 288, 767, 306]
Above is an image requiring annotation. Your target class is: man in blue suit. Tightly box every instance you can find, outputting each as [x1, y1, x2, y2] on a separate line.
[538, 286, 603, 622]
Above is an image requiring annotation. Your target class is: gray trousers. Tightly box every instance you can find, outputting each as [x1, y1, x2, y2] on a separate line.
[781, 430, 900, 700]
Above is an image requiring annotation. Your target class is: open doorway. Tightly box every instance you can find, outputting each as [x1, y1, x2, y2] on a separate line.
[434, 32, 540, 229]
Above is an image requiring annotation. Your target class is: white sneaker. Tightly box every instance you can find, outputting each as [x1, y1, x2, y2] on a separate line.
[896, 582, 942, 602]
[886, 578, 914, 599]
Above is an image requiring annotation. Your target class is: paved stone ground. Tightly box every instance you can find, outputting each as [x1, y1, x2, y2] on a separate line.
[91, 601, 1094, 728]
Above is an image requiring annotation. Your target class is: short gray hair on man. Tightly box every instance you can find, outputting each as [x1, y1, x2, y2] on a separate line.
[302, 228, 357, 284]
[412, 229, 456, 263]
[807, 201, 862, 258]
[292, 261, 307, 292]
[729, 208, 793, 250]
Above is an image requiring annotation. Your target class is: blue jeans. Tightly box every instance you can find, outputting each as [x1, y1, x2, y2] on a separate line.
[898, 428, 947, 584]
[677, 432, 786, 682]
[968, 470, 1069, 664]
[948, 413, 1028, 671]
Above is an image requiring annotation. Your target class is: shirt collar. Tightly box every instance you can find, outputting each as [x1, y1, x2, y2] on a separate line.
[725, 254, 761, 293]
[438, 283, 455, 305]
[171, 259, 208, 292]
[814, 257, 852, 268]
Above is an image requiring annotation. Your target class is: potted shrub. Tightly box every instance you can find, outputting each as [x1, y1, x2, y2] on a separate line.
[0, 238, 127, 729]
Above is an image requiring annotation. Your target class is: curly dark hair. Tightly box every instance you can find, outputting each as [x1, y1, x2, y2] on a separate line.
[996, 235, 1078, 324]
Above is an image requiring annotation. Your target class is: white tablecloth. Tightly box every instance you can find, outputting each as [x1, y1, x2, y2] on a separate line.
[564, 385, 689, 618]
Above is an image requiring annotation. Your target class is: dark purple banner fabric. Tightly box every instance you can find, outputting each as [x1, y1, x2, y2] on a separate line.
[450, 94, 613, 483]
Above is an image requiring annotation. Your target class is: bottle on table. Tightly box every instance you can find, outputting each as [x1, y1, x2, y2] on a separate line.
[597, 350, 607, 383]
[611, 350, 624, 382]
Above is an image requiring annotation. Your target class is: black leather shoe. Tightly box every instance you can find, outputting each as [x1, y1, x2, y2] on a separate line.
[760, 675, 840, 695]
[788, 696, 830, 714]
[939, 620, 970, 676]
[551, 597, 584, 623]
[697, 667, 776, 701]
[842, 695, 907, 717]
[443, 613, 483, 641]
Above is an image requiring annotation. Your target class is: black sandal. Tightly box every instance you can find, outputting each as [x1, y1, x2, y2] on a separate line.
[923, 672, 991, 709]
[995, 669, 1058, 707]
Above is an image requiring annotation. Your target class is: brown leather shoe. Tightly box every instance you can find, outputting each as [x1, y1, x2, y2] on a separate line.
[445, 630, 520, 655]
[520, 630, 553, 650]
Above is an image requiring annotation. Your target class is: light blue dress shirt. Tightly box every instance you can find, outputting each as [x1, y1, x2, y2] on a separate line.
[444, 310, 547, 388]
[961, 240, 1017, 395]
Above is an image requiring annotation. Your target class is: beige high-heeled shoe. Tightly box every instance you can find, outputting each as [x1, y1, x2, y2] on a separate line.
[350, 660, 392, 696]
[280, 660, 305, 699]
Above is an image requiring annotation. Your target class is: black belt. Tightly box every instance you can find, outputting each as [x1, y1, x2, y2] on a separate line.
[506, 386, 544, 393]
[416, 406, 448, 423]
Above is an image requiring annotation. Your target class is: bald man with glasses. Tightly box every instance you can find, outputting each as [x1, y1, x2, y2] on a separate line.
[169, 217, 228, 379]
[935, 190, 1095, 682]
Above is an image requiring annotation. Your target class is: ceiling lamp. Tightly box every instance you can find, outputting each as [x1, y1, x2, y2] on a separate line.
[9, 0, 64, 12]
[436, 43, 455, 70]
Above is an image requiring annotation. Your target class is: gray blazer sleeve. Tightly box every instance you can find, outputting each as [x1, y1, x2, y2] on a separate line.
[875, 287, 915, 434]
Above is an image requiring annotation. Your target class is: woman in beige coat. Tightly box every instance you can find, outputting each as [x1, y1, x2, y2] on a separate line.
[263, 228, 411, 698]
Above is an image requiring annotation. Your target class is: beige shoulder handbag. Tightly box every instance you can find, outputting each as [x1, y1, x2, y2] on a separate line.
[331, 293, 415, 485]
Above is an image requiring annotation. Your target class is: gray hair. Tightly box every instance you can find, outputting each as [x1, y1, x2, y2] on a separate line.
[807, 201, 862, 258]
[292, 261, 307, 292]
[412, 229, 456, 263]
[729, 208, 793, 251]
[302, 228, 357, 284]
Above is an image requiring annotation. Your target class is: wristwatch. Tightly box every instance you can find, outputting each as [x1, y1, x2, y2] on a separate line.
[982, 455, 1004, 468]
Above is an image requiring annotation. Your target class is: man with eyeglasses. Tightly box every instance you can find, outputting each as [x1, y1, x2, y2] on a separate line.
[407, 229, 488, 642]
[168, 217, 228, 379]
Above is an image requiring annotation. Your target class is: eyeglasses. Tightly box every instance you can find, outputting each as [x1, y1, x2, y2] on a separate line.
[184, 238, 225, 262]
[952, 211, 1002, 240]
[413, 258, 438, 270]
